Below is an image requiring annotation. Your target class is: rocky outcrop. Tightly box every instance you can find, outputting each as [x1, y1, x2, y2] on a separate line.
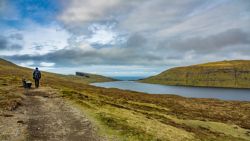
[76, 72, 90, 77]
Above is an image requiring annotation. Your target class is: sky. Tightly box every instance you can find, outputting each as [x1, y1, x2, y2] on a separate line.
[0, 0, 250, 77]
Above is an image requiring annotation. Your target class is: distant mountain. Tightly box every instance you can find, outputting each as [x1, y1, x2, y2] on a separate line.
[140, 60, 250, 88]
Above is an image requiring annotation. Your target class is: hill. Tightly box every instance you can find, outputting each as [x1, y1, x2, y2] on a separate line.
[1, 58, 250, 141]
[0, 58, 115, 86]
[140, 60, 250, 88]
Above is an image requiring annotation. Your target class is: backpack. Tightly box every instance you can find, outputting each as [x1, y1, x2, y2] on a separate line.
[33, 70, 40, 79]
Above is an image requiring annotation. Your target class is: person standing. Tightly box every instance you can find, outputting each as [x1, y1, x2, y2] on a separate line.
[33, 67, 41, 88]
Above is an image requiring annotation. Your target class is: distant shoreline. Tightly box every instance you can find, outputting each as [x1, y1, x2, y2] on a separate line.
[111, 76, 146, 81]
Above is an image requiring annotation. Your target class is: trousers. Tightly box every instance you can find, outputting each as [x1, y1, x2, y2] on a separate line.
[35, 79, 40, 88]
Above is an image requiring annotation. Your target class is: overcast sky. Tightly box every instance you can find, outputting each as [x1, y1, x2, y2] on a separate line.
[0, 0, 250, 77]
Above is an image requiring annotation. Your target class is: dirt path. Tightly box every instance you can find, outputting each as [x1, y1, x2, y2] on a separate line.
[0, 87, 101, 141]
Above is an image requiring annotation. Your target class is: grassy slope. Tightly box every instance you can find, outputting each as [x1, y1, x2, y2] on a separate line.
[0, 58, 115, 85]
[1, 58, 250, 141]
[140, 60, 250, 88]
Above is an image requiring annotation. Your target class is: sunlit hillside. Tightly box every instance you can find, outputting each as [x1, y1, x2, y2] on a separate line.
[140, 60, 250, 88]
[1, 58, 250, 141]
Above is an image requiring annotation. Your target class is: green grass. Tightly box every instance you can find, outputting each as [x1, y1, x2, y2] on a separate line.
[62, 90, 196, 141]
[140, 60, 250, 88]
[59, 88, 250, 141]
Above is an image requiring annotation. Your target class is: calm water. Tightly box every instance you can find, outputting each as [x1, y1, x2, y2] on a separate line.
[91, 81, 250, 101]
[112, 76, 146, 81]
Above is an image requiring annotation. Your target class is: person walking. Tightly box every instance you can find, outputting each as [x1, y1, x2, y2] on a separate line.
[33, 67, 41, 88]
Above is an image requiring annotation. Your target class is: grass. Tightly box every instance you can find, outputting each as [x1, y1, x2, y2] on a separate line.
[176, 120, 250, 140]
[0, 88, 23, 111]
[1, 58, 250, 141]
[59, 88, 250, 141]
[140, 60, 250, 88]
[62, 90, 196, 141]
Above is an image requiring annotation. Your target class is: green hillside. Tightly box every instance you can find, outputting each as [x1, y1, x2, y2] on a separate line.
[140, 60, 250, 88]
[0, 58, 115, 85]
[1, 58, 250, 141]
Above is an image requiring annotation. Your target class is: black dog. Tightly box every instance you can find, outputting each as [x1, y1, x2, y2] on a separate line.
[22, 79, 32, 89]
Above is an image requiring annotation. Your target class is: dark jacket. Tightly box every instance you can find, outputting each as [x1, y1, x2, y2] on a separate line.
[33, 70, 41, 80]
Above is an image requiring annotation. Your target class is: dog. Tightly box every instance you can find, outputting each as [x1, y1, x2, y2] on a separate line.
[22, 78, 32, 89]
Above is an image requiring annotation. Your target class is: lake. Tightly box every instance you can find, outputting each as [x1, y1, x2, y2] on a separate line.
[91, 81, 250, 101]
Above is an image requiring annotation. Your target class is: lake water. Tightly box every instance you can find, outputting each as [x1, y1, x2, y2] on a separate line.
[91, 81, 250, 101]
[112, 76, 145, 81]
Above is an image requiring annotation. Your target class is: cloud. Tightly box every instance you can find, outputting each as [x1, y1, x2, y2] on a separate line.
[156, 0, 250, 39]
[3, 34, 160, 67]
[9, 44, 23, 50]
[9, 33, 23, 40]
[0, 0, 19, 20]
[4, 28, 250, 68]
[119, 0, 199, 33]
[59, 0, 122, 24]
[0, 35, 23, 51]
[2, 0, 250, 76]
[86, 23, 119, 45]
[0, 36, 8, 49]
[40, 62, 55, 67]
[57, 0, 143, 32]
[160, 28, 250, 53]
[19, 61, 34, 67]
[2, 22, 70, 55]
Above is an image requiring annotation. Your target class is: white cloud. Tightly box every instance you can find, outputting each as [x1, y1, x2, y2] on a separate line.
[78, 43, 95, 51]
[19, 61, 34, 67]
[86, 23, 118, 45]
[40, 62, 55, 67]
[4, 22, 70, 56]
[22, 23, 70, 55]
[59, 0, 121, 24]
[75, 35, 86, 43]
